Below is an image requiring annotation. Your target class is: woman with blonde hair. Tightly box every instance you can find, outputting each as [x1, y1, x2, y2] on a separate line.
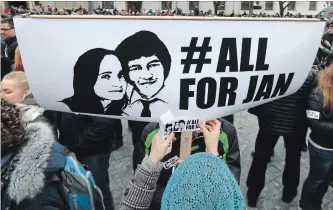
[14, 47, 24, 71]
[1, 71, 56, 127]
[299, 55, 333, 210]
[1, 71, 29, 103]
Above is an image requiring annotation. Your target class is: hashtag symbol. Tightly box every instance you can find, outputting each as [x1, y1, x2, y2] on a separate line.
[181, 37, 212, 74]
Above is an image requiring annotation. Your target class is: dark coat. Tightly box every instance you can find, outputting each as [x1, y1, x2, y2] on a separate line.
[251, 69, 316, 137]
[318, 32, 333, 61]
[1, 56, 13, 80]
[3, 36, 18, 60]
[1, 36, 17, 80]
[58, 113, 117, 156]
[1, 121, 67, 210]
[308, 86, 333, 149]
[1, 35, 6, 57]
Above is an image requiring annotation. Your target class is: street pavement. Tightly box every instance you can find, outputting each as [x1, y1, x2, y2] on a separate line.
[108, 111, 333, 210]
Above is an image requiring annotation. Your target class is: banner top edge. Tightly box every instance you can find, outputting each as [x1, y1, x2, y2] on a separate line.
[28, 15, 320, 22]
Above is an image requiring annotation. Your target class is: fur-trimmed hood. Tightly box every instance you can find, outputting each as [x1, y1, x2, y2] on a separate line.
[6, 121, 66, 204]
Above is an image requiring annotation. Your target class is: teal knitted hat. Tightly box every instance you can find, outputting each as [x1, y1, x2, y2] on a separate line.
[161, 153, 244, 210]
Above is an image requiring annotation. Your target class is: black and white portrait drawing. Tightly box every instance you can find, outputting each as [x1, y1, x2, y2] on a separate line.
[173, 122, 180, 132]
[173, 120, 186, 132]
[115, 30, 171, 117]
[61, 30, 171, 118]
[163, 119, 199, 135]
[60, 48, 128, 116]
[165, 123, 173, 135]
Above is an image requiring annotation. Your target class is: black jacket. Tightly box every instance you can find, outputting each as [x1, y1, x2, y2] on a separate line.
[1, 36, 17, 80]
[318, 32, 333, 61]
[1, 56, 12, 80]
[58, 113, 117, 156]
[1, 35, 6, 56]
[308, 87, 333, 149]
[3, 36, 18, 60]
[250, 69, 316, 137]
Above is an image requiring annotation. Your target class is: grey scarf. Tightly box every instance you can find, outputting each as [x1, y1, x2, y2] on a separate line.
[16, 93, 45, 123]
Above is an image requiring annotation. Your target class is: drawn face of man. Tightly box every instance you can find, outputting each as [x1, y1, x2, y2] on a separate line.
[179, 121, 185, 128]
[94, 55, 126, 100]
[128, 55, 164, 99]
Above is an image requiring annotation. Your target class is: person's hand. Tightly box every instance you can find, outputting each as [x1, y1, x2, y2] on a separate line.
[199, 120, 221, 155]
[324, 40, 331, 46]
[319, 44, 324, 49]
[149, 131, 176, 163]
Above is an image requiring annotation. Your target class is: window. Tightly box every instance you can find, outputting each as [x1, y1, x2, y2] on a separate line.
[309, 1, 317, 10]
[34, 1, 40, 6]
[102, 1, 114, 9]
[161, 1, 172, 10]
[288, 1, 296, 10]
[189, 1, 199, 10]
[218, 1, 226, 10]
[241, 1, 250, 10]
[265, 1, 273, 10]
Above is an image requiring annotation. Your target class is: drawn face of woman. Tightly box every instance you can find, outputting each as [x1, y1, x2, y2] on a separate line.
[94, 55, 126, 101]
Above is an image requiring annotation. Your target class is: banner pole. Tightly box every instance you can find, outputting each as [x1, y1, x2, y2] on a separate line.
[180, 131, 193, 160]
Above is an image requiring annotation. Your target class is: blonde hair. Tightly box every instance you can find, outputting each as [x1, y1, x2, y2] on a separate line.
[2, 71, 31, 101]
[14, 47, 24, 71]
[318, 65, 333, 118]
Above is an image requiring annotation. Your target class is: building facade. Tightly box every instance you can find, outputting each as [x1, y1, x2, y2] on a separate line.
[0, 1, 330, 16]
[1, 1, 89, 10]
[122, 1, 328, 15]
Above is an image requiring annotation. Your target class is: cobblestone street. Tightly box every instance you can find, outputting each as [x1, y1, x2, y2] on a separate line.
[108, 111, 333, 210]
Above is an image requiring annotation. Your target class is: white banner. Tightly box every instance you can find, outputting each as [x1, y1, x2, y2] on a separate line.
[14, 17, 323, 122]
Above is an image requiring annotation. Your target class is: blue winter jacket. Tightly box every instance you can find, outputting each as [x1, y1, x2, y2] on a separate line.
[1, 121, 67, 210]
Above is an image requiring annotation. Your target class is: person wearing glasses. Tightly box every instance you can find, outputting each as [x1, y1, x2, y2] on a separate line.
[1, 18, 18, 80]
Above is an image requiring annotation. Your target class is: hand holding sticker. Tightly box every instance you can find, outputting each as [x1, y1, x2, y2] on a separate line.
[149, 131, 176, 163]
[199, 120, 221, 155]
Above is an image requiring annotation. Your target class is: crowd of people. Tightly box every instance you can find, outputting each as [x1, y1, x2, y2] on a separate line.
[1, 9, 333, 210]
[1, 4, 314, 18]
[2, 4, 89, 16]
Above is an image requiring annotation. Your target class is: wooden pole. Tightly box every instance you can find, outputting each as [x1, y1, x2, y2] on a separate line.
[180, 131, 192, 160]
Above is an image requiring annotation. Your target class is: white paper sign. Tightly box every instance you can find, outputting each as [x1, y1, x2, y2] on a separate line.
[163, 156, 179, 170]
[14, 17, 324, 122]
[159, 111, 175, 155]
[306, 110, 320, 119]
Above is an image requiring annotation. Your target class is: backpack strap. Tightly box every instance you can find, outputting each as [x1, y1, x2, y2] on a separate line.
[48, 173, 70, 210]
[145, 129, 159, 155]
